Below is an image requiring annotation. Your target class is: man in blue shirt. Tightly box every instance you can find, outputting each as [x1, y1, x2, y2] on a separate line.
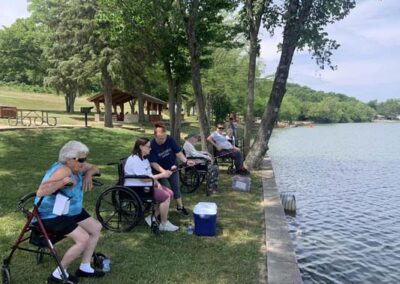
[148, 123, 195, 216]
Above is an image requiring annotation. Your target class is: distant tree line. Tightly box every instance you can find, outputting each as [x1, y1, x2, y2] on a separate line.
[367, 99, 400, 119]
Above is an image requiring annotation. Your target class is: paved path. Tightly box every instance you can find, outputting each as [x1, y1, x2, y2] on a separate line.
[0, 125, 87, 131]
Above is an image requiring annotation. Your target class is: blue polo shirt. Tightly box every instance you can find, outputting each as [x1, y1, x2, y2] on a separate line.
[148, 136, 181, 170]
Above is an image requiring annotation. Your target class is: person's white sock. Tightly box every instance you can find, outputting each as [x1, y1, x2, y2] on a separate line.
[80, 263, 94, 273]
[52, 267, 69, 279]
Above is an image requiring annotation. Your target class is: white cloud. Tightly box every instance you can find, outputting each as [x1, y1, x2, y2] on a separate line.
[258, 0, 400, 101]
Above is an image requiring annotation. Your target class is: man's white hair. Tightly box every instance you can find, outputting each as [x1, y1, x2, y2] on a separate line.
[58, 140, 89, 162]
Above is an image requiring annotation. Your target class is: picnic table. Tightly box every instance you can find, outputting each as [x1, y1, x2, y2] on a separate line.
[8, 109, 57, 127]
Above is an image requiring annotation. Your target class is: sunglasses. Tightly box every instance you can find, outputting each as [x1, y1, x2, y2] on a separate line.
[74, 157, 87, 163]
[217, 127, 225, 130]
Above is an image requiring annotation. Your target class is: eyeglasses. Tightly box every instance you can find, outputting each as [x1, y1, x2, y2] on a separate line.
[74, 157, 87, 163]
[217, 127, 225, 130]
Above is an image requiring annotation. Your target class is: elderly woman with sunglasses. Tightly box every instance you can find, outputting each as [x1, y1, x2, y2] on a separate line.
[35, 140, 104, 284]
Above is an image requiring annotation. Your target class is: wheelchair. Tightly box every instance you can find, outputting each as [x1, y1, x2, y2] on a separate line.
[2, 185, 105, 284]
[95, 158, 158, 233]
[213, 148, 236, 175]
[179, 157, 211, 194]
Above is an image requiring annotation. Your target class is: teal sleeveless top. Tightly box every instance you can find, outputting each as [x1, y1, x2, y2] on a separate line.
[34, 162, 84, 219]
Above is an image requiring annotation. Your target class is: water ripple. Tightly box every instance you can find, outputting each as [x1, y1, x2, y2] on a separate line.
[270, 123, 400, 283]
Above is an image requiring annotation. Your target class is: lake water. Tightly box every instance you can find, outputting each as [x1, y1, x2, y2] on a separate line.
[269, 123, 400, 284]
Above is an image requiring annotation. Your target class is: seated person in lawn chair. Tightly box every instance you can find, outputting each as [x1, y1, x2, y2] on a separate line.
[35, 140, 105, 283]
[183, 133, 219, 195]
[207, 123, 250, 176]
[124, 137, 179, 232]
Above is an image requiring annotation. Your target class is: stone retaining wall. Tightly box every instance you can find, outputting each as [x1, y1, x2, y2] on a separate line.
[261, 156, 303, 284]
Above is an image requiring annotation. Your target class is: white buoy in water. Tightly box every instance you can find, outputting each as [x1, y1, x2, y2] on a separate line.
[280, 193, 296, 212]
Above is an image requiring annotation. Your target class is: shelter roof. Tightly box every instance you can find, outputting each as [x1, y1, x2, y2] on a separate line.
[88, 88, 167, 105]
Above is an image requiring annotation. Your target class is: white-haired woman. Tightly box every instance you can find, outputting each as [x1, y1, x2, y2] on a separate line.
[35, 140, 104, 284]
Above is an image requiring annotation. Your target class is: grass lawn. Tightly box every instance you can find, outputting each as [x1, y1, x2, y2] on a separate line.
[0, 87, 95, 127]
[0, 127, 265, 284]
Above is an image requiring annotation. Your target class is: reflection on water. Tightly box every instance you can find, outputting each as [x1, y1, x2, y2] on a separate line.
[269, 123, 400, 284]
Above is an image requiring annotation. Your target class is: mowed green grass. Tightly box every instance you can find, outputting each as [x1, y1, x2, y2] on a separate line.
[0, 87, 97, 126]
[0, 128, 264, 284]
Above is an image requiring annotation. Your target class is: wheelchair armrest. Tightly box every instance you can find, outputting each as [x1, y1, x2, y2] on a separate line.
[123, 175, 155, 186]
[124, 175, 154, 180]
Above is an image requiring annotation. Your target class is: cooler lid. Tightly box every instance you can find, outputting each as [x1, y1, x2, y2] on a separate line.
[193, 202, 217, 215]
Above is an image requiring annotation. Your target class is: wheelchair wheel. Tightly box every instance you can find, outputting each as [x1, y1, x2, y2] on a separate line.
[2, 265, 10, 284]
[179, 168, 200, 193]
[198, 172, 207, 185]
[96, 186, 143, 232]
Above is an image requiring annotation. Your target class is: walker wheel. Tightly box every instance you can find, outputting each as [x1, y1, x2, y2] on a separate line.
[2, 265, 11, 284]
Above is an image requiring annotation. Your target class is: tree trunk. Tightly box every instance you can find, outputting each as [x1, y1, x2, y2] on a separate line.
[174, 86, 182, 142]
[243, 0, 269, 157]
[244, 0, 302, 170]
[64, 92, 76, 113]
[137, 94, 146, 123]
[129, 99, 136, 113]
[184, 0, 210, 151]
[138, 76, 150, 124]
[164, 60, 178, 140]
[244, 31, 258, 156]
[206, 92, 212, 126]
[101, 62, 114, 128]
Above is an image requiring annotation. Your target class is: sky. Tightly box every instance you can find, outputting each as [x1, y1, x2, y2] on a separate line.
[0, 0, 399, 102]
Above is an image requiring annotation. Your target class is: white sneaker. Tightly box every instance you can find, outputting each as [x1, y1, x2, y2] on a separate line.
[145, 215, 157, 227]
[159, 221, 179, 232]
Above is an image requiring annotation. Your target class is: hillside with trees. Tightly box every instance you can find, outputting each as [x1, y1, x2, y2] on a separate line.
[0, 0, 391, 168]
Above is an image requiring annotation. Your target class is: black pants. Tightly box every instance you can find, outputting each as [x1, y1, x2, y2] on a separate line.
[216, 149, 243, 170]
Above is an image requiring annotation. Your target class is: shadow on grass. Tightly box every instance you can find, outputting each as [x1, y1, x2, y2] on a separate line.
[0, 128, 264, 284]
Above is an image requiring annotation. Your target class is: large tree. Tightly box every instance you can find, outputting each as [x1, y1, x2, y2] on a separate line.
[177, 0, 239, 150]
[240, 0, 272, 156]
[245, 0, 356, 169]
[30, 0, 97, 113]
[0, 18, 47, 86]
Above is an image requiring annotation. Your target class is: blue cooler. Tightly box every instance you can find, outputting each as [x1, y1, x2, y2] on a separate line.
[193, 202, 217, 236]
